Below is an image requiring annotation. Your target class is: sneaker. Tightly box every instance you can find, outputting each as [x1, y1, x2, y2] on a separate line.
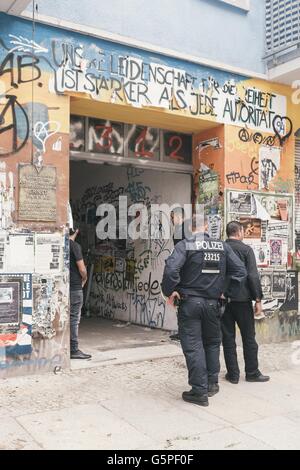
[71, 349, 92, 360]
[225, 373, 239, 384]
[246, 371, 270, 382]
[182, 390, 209, 407]
[254, 312, 265, 320]
[208, 383, 219, 397]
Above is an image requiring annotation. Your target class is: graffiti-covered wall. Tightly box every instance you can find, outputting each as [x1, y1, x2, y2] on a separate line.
[70, 161, 191, 331]
[0, 15, 70, 378]
[1, 11, 300, 377]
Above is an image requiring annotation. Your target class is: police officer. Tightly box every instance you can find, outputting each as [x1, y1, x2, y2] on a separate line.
[222, 221, 270, 384]
[171, 206, 191, 246]
[161, 215, 247, 407]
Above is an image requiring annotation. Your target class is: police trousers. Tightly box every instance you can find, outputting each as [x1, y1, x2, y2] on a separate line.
[221, 301, 259, 378]
[178, 297, 221, 395]
[70, 289, 83, 353]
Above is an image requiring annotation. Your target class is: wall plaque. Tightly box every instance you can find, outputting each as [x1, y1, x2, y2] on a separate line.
[19, 165, 57, 222]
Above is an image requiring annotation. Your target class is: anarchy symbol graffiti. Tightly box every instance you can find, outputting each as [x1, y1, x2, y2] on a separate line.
[0, 94, 29, 157]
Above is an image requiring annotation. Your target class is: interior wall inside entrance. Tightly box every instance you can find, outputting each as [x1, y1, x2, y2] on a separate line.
[70, 160, 191, 330]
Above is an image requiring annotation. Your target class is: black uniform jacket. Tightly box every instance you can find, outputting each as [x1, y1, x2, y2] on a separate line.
[225, 239, 263, 302]
[161, 233, 247, 300]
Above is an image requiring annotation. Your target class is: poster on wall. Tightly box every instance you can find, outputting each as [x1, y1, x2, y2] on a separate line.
[198, 168, 219, 210]
[127, 125, 160, 160]
[272, 271, 287, 298]
[277, 199, 288, 221]
[7, 234, 34, 273]
[228, 191, 253, 214]
[208, 215, 222, 240]
[226, 190, 294, 252]
[261, 220, 268, 242]
[296, 230, 300, 255]
[88, 118, 124, 155]
[260, 270, 273, 299]
[257, 194, 291, 223]
[250, 243, 270, 267]
[35, 234, 62, 274]
[101, 256, 115, 273]
[239, 218, 261, 239]
[269, 239, 288, 266]
[0, 281, 21, 326]
[0, 273, 32, 356]
[259, 146, 281, 190]
[269, 239, 283, 265]
[267, 221, 289, 240]
[257, 196, 293, 250]
[257, 194, 281, 219]
[279, 271, 298, 311]
[0, 234, 7, 272]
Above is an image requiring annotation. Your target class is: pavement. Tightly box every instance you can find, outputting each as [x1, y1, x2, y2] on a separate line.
[1, 336, 300, 450]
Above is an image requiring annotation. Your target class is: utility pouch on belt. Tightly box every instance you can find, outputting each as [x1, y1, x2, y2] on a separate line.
[218, 298, 227, 317]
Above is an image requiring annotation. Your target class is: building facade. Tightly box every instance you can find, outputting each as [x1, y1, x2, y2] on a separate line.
[1, 1, 300, 378]
[21, 0, 266, 74]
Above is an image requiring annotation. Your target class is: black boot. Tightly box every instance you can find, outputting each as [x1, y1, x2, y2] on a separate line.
[71, 349, 92, 360]
[169, 333, 180, 341]
[208, 383, 219, 397]
[246, 370, 270, 382]
[225, 373, 239, 384]
[182, 390, 209, 406]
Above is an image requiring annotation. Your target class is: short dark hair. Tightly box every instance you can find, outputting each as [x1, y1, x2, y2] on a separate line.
[190, 213, 208, 232]
[171, 206, 184, 217]
[226, 221, 242, 238]
[69, 227, 78, 236]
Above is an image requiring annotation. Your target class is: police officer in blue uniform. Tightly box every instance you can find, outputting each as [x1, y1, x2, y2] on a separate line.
[161, 214, 247, 407]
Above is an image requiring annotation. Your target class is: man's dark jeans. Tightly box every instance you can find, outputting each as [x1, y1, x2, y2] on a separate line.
[178, 297, 221, 395]
[70, 289, 83, 353]
[221, 301, 259, 379]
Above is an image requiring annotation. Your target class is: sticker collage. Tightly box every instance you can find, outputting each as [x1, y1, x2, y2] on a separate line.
[226, 190, 298, 313]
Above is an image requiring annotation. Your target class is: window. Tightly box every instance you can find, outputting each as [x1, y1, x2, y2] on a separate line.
[266, 0, 300, 52]
[70, 115, 193, 166]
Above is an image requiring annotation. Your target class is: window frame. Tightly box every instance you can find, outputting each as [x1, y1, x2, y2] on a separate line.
[218, 0, 250, 12]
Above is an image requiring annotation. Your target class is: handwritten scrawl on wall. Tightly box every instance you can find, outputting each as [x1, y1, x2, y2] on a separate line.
[70, 162, 191, 330]
[49, 41, 290, 132]
[225, 125, 294, 193]
[73, 167, 169, 328]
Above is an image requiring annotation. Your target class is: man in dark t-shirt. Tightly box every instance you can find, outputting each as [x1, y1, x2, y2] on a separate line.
[70, 228, 91, 360]
[171, 207, 190, 246]
[170, 208, 191, 341]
